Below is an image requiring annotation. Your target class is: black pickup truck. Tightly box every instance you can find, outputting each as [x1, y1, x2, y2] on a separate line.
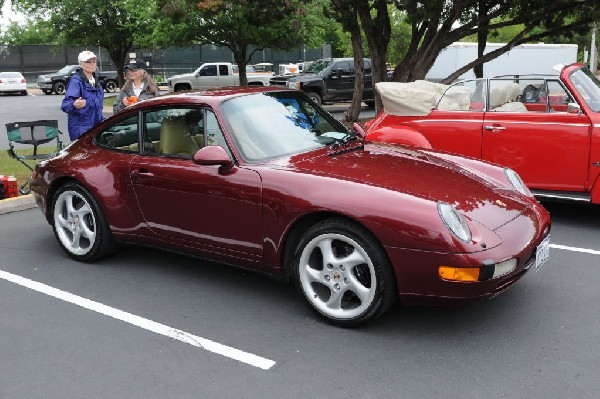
[36, 65, 119, 95]
[269, 58, 374, 107]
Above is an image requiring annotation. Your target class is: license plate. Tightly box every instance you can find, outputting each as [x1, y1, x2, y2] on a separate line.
[535, 236, 550, 271]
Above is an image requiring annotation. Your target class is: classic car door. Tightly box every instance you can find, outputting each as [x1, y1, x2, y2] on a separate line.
[129, 107, 263, 256]
[400, 78, 487, 158]
[482, 80, 591, 191]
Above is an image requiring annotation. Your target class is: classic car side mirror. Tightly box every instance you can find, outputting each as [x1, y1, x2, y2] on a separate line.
[193, 145, 234, 172]
[567, 102, 582, 114]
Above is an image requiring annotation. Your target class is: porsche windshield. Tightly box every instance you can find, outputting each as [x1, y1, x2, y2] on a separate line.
[220, 91, 352, 162]
[570, 67, 600, 112]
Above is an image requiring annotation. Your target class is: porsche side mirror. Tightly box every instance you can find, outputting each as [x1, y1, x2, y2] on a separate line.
[193, 145, 233, 172]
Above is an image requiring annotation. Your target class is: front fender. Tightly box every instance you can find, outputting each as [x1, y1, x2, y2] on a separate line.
[366, 125, 432, 149]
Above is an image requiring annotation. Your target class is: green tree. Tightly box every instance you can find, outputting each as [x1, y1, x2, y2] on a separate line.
[161, 0, 327, 85]
[0, 19, 56, 45]
[11, 0, 162, 84]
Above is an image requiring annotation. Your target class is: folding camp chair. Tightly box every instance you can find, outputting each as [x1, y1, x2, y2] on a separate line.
[6, 120, 64, 195]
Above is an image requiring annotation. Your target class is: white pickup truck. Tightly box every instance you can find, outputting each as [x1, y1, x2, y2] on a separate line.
[167, 62, 273, 92]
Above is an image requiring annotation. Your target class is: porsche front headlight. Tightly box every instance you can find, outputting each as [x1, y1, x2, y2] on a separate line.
[504, 168, 532, 197]
[437, 202, 472, 243]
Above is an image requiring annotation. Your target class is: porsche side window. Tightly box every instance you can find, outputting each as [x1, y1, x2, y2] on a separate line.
[95, 115, 139, 152]
[205, 110, 233, 158]
[142, 108, 205, 159]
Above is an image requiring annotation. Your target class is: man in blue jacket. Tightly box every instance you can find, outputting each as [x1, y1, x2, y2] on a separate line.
[61, 50, 105, 140]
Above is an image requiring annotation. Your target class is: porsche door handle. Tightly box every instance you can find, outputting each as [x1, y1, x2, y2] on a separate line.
[484, 125, 506, 132]
[131, 168, 154, 178]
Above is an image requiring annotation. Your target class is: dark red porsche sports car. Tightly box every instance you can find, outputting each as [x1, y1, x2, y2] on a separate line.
[30, 86, 551, 326]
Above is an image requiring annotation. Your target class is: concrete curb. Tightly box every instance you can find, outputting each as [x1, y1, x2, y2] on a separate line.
[0, 194, 37, 215]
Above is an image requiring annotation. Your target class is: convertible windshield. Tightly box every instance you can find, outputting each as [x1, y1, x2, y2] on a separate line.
[570, 67, 600, 112]
[303, 60, 332, 75]
[220, 91, 352, 161]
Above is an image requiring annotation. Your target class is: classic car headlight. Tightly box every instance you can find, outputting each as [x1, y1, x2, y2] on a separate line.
[504, 168, 532, 197]
[288, 81, 300, 90]
[437, 202, 472, 243]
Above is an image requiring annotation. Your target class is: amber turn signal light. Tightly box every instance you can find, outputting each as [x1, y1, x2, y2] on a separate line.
[438, 266, 480, 282]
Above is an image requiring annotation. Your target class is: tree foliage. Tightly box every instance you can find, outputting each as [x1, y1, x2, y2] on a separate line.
[0, 19, 56, 45]
[160, 0, 327, 85]
[11, 0, 162, 83]
[388, 0, 600, 83]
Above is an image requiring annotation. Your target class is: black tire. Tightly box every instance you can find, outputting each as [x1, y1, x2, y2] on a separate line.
[53, 81, 66, 95]
[42, 90, 52, 95]
[51, 182, 117, 262]
[21, 90, 28, 96]
[306, 91, 322, 106]
[104, 80, 117, 93]
[292, 218, 396, 327]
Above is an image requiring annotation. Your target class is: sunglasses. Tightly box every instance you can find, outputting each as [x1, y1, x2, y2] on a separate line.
[124, 66, 141, 72]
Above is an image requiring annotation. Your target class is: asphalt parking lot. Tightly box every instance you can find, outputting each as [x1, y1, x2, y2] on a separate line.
[1, 201, 600, 398]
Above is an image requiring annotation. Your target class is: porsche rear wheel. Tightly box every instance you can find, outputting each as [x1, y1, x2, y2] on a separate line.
[51, 182, 116, 262]
[293, 218, 396, 327]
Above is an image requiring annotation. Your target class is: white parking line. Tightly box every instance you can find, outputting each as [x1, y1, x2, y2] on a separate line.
[0, 269, 276, 370]
[550, 244, 600, 256]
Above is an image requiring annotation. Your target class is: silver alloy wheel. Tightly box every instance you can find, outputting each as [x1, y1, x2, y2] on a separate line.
[298, 233, 377, 320]
[53, 190, 97, 256]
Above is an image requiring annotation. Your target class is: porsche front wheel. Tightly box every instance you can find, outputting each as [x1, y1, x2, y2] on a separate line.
[51, 183, 116, 262]
[293, 218, 396, 327]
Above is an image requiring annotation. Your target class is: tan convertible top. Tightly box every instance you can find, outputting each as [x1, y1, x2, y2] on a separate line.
[376, 81, 471, 116]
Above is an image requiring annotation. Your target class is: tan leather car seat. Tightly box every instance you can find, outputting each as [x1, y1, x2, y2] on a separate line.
[159, 116, 199, 157]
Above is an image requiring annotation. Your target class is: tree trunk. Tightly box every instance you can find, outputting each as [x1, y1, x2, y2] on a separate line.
[474, 0, 489, 79]
[108, 46, 131, 87]
[231, 44, 249, 86]
[356, 0, 390, 113]
[344, 28, 365, 122]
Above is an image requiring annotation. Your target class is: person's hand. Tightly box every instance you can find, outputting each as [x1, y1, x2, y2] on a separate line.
[74, 97, 86, 109]
[122, 97, 130, 107]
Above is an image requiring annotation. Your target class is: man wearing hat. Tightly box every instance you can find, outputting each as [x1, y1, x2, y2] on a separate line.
[113, 58, 160, 114]
[61, 50, 105, 140]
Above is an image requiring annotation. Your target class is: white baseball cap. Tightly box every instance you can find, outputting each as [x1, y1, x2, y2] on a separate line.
[78, 50, 97, 62]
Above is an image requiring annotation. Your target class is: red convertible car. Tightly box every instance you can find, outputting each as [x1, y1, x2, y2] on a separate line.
[366, 63, 600, 204]
[30, 86, 550, 326]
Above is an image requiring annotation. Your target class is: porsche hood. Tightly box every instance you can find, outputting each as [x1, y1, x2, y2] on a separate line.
[291, 142, 531, 228]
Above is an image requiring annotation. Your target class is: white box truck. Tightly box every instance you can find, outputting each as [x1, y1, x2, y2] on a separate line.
[426, 42, 578, 81]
